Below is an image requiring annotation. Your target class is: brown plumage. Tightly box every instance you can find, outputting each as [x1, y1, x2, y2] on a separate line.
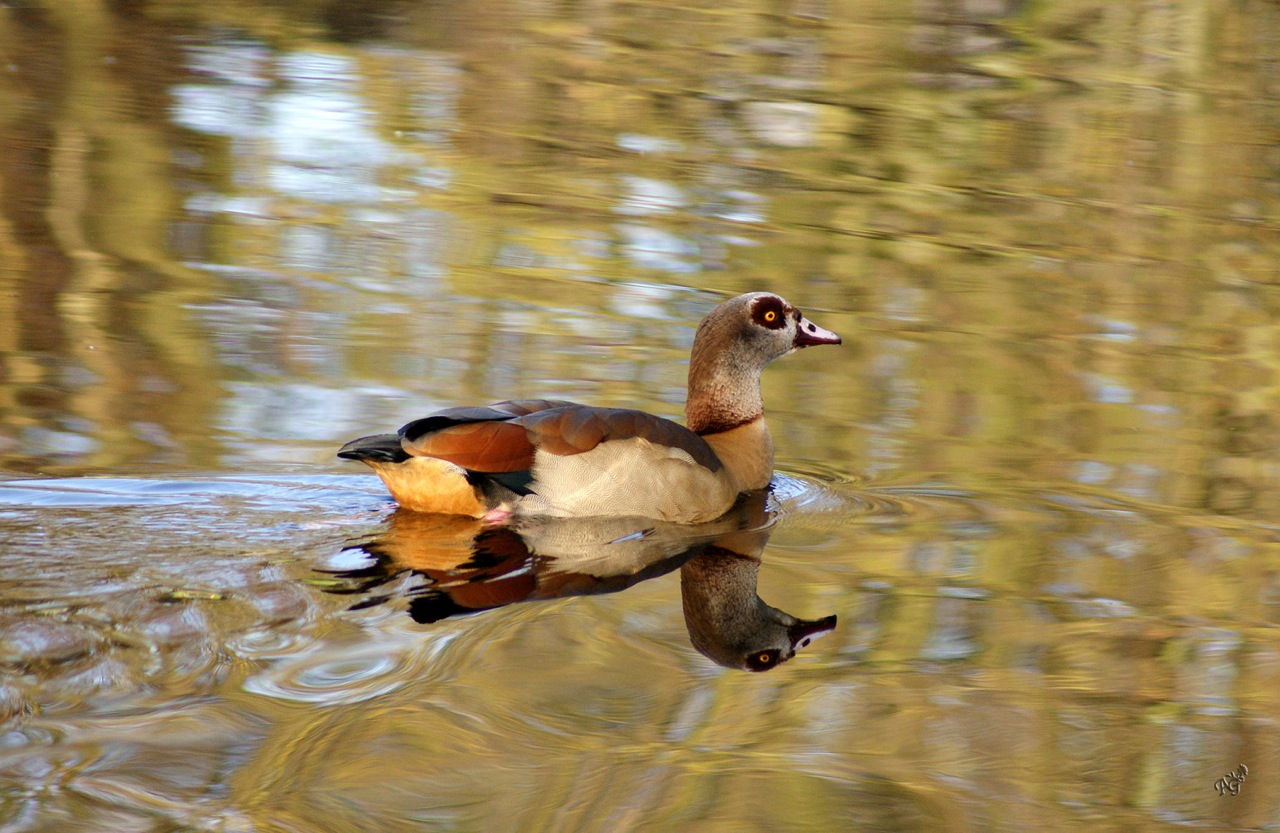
[338, 292, 841, 522]
[403, 421, 537, 473]
[519, 406, 721, 470]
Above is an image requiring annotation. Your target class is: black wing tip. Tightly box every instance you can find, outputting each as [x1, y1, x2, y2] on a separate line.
[398, 416, 448, 444]
[399, 406, 524, 444]
[337, 434, 410, 463]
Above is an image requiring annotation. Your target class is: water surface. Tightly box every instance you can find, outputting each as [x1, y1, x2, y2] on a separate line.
[2, 0, 1279, 830]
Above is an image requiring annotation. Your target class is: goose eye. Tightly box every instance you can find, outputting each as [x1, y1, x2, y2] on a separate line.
[752, 300, 787, 330]
[746, 650, 780, 671]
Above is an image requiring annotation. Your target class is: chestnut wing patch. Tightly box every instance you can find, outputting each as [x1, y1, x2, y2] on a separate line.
[401, 419, 536, 473]
[397, 402, 583, 476]
[518, 406, 722, 472]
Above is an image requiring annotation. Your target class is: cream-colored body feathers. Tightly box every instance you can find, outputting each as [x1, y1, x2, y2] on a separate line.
[517, 437, 741, 522]
[703, 418, 774, 493]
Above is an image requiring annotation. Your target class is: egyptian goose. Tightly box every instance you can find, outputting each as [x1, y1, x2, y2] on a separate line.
[338, 292, 840, 523]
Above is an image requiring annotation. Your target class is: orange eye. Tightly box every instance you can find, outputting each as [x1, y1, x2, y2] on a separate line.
[758, 653, 772, 664]
[763, 310, 777, 322]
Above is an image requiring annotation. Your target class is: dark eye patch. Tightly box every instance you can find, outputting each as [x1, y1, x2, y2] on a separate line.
[750, 296, 788, 330]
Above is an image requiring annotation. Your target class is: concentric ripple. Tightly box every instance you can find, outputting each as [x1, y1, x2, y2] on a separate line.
[242, 634, 451, 705]
[772, 471, 985, 524]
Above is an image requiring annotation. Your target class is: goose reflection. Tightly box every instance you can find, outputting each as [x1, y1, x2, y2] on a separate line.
[321, 491, 836, 671]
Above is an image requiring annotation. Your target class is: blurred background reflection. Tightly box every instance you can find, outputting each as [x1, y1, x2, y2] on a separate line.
[2, 1, 1279, 830]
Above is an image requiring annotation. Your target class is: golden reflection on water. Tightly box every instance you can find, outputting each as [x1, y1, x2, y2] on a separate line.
[322, 491, 837, 671]
[1, 0, 1280, 830]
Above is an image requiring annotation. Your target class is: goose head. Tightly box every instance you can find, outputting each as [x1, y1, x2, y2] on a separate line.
[686, 292, 841, 434]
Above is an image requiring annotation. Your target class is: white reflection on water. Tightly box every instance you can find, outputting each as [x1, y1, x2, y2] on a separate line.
[175, 48, 423, 205]
[173, 38, 766, 286]
[616, 223, 701, 273]
[615, 175, 686, 216]
[243, 637, 425, 705]
[173, 40, 458, 271]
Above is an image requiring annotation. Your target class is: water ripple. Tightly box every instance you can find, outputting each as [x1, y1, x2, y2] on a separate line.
[0, 474, 381, 512]
[243, 634, 446, 705]
[773, 472, 987, 526]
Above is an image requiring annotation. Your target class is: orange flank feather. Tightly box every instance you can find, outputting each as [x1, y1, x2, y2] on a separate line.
[363, 457, 487, 517]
